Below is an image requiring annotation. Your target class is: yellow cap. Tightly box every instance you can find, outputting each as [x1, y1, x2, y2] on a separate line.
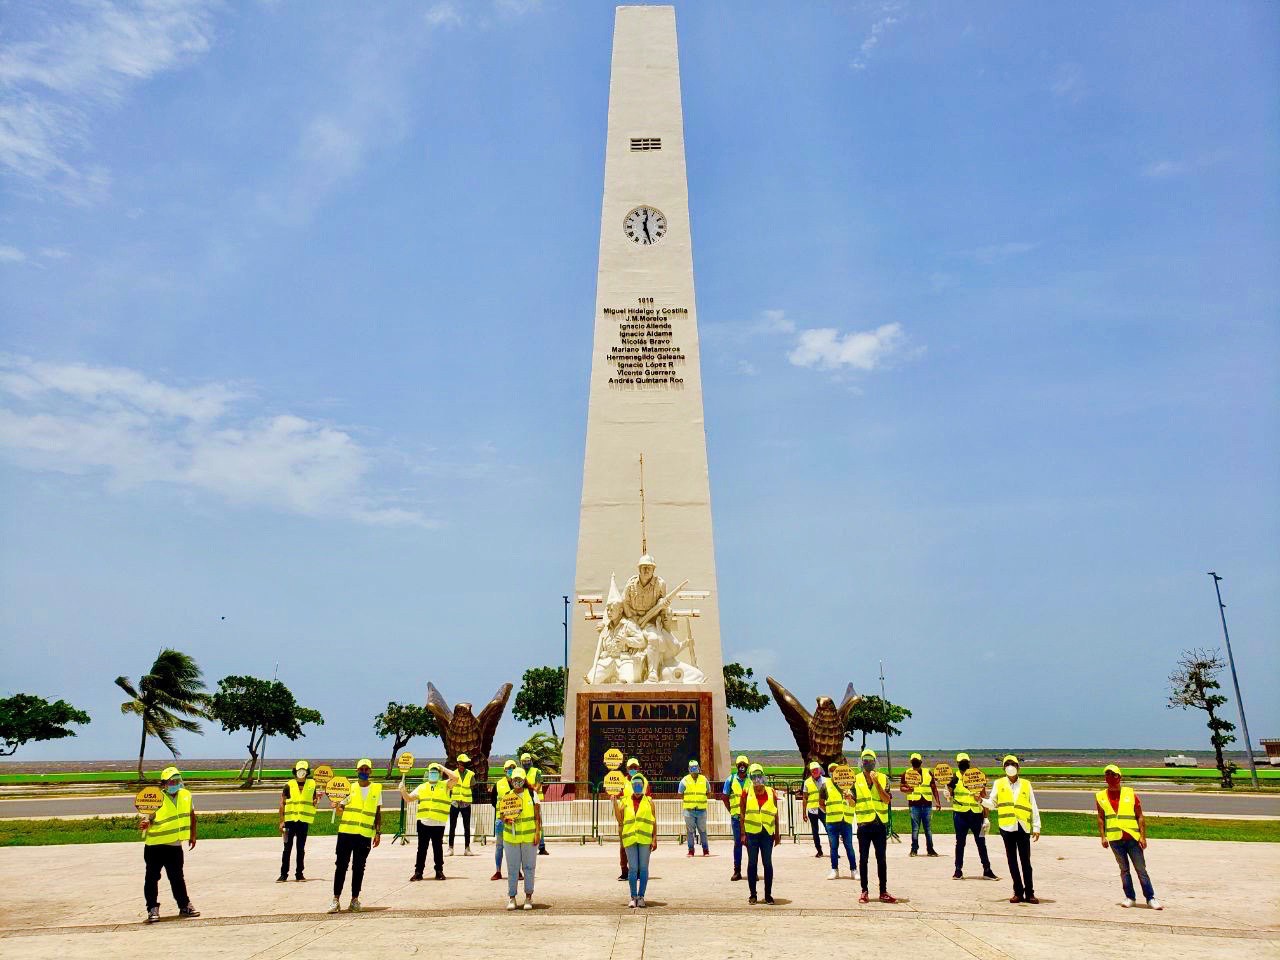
[520, 753, 532, 762]
[503, 758, 517, 769]
[860, 749, 877, 760]
[357, 758, 373, 769]
[809, 761, 822, 771]
[1104, 764, 1122, 777]
[955, 752, 970, 762]
[428, 762, 443, 772]
[688, 759, 699, 767]
[160, 766, 181, 782]
[510, 768, 527, 782]
[457, 753, 471, 763]
[748, 763, 764, 775]
[909, 752, 922, 762]
[735, 755, 749, 765]
[626, 757, 640, 767]
[1002, 755, 1019, 766]
[294, 759, 309, 771]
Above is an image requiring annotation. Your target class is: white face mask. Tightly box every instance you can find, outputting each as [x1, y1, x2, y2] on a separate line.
[1005, 765, 1018, 778]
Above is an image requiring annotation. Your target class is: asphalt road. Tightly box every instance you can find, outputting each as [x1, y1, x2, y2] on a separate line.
[1, 788, 1278, 820]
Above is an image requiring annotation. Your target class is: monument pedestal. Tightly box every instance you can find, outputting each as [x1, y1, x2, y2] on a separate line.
[574, 688, 717, 785]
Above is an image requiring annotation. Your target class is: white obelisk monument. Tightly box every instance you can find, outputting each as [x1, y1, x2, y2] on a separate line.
[562, 5, 730, 784]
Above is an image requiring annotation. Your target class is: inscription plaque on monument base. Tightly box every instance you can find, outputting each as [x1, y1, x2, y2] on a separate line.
[578, 691, 714, 784]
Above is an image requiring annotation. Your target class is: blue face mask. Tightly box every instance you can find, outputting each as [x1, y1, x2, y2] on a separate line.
[751, 775, 764, 786]
[428, 772, 440, 783]
[689, 765, 699, 774]
[166, 783, 181, 796]
[632, 779, 645, 792]
[357, 770, 370, 782]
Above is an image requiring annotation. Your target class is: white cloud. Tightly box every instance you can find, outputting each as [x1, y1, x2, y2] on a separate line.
[424, 2, 463, 27]
[852, 3, 904, 71]
[1141, 151, 1226, 179]
[962, 241, 1037, 265]
[0, 1, 217, 202]
[0, 244, 27, 263]
[758, 309, 796, 334]
[1051, 63, 1085, 102]
[0, 356, 429, 526]
[736, 360, 758, 377]
[788, 322, 907, 372]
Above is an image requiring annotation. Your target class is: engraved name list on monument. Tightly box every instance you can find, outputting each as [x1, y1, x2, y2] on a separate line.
[605, 300, 688, 387]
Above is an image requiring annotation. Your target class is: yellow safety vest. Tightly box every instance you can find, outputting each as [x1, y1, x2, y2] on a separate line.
[951, 775, 982, 814]
[995, 779, 1034, 831]
[496, 776, 513, 803]
[681, 774, 708, 810]
[506, 790, 537, 845]
[144, 789, 193, 845]
[821, 779, 853, 825]
[284, 779, 317, 824]
[1096, 787, 1141, 842]
[907, 768, 933, 803]
[804, 776, 823, 812]
[524, 766, 542, 797]
[622, 795, 657, 847]
[338, 782, 383, 838]
[727, 776, 748, 817]
[743, 786, 778, 836]
[451, 769, 475, 803]
[415, 780, 451, 824]
[853, 771, 890, 824]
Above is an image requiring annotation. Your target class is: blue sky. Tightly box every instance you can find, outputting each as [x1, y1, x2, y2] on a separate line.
[2, 1, 1277, 764]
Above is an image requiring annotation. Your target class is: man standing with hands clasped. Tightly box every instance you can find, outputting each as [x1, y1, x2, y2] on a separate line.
[852, 748, 898, 904]
[278, 760, 315, 882]
[329, 759, 381, 914]
[983, 755, 1040, 904]
[1096, 764, 1162, 910]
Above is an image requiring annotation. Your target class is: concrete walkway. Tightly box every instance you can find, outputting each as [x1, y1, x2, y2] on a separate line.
[1, 835, 1276, 958]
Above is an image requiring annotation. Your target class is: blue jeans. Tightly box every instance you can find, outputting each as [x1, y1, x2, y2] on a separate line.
[1110, 836, 1155, 901]
[625, 843, 651, 898]
[494, 821, 504, 870]
[684, 808, 709, 852]
[909, 804, 936, 854]
[504, 842, 535, 899]
[826, 819, 856, 870]
[730, 816, 743, 871]
[745, 831, 774, 899]
[807, 808, 826, 851]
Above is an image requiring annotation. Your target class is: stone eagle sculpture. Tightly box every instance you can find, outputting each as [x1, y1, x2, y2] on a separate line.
[766, 677, 861, 769]
[425, 681, 513, 788]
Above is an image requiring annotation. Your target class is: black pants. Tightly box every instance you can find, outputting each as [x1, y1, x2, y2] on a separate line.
[953, 811, 991, 873]
[808, 809, 826, 852]
[745, 832, 774, 898]
[143, 844, 190, 910]
[448, 804, 471, 847]
[415, 821, 446, 876]
[333, 832, 372, 898]
[281, 821, 309, 878]
[1001, 828, 1034, 898]
[857, 819, 889, 894]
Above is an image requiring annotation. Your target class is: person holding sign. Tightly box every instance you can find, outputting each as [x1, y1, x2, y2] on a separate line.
[491, 758, 519, 881]
[982, 755, 1040, 904]
[448, 753, 477, 857]
[278, 760, 316, 882]
[679, 758, 710, 857]
[400, 761, 460, 881]
[737, 763, 780, 905]
[947, 753, 997, 881]
[721, 755, 751, 882]
[499, 768, 542, 910]
[615, 770, 659, 908]
[328, 759, 382, 914]
[901, 753, 941, 858]
[853, 749, 898, 904]
[520, 752, 549, 856]
[818, 764, 856, 879]
[1095, 765, 1162, 909]
[139, 767, 200, 924]
[802, 761, 827, 858]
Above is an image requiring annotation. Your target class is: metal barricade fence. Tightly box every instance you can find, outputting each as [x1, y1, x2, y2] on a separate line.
[533, 780, 595, 843]
[393, 778, 497, 847]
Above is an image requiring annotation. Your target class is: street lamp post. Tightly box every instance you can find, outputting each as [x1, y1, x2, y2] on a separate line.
[1207, 572, 1258, 789]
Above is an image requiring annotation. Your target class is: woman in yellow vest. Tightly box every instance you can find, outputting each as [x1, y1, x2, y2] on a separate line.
[817, 766, 856, 879]
[329, 758, 382, 914]
[1095, 765, 1161, 909]
[737, 763, 780, 905]
[140, 766, 200, 924]
[802, 761, 827, 858]
[679, 758, 710, 857]
[491, 758, 518, 881]
[400, 761, 460, 881]
[447, 753, 476, 857]
[520, 752, 549, 856]
[852, 748, 898, 904]
[278, 760, 316, 882]
[981, 755, 1040, 904]
[615, 770, 659, 908]
[500, 768, 542, 910]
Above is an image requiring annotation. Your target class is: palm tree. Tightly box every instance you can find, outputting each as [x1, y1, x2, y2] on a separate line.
[116, 649, 210, 781]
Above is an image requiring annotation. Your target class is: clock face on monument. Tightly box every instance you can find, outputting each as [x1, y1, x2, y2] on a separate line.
[623, 205, 667, 245]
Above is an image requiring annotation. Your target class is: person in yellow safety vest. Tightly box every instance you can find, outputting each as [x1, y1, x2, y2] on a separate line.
[816, 763, 857, 879]
[1096, 765, 1162, 910]
[520, 752, 550, 856]
[679, 758, 710, 857]
[900, 752, 942, 858]
[851, 748, 898, 904]
[721, 755, 751, 882]
[400, 761, 460, 881]
[616, 757, 652, 879]
[447, 752, 476, 857]
[491, 758, 518, 881]
[328, 758, 382, 914]
[500, 768, 543, 910]
[278, 760, 315, 882]
[141, 766, 200, 924]
[982, 754, 1041, 904]
[615, 770, 659, 908]
[947, 752, 998, 881]
[737, 763, 780, 905]
[802, 760, 827, 859]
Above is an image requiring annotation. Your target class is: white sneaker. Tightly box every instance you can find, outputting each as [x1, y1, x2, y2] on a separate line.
[1121, 898, 1135, 908]
[327, 897, 341, 914]
[522, 896, 533, 911]
[1148, 899, 1163, 911]
[447, 847, 455, 857]
[464, 847, 475, 857]
[827, 869, 838, 880]
[506, 898, 516, 910]
[628, 897, 637, 908]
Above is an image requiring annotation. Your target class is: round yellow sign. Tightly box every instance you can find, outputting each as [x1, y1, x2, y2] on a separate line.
[325, 775, 351, 803]
[831, 764, 855, 792]
[603, 770, 627, 796]
[603, 748, 624, 771]
[933, 762, 953, 784]
[903, 768, 923, 789]
[962, 768, 987, 793]
[497, 791, 525, 821]
[396, 752, 415, 773]
[312, 764, 333, 787]
[134, 786, 165, 814]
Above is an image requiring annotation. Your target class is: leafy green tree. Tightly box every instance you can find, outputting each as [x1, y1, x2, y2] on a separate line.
[209, 675, 324, 784]
[515, 731, 562, 776]
[373, 701, 441, 777]
[1168, 648, 1238, 788]
[512, 666, 566, 737]
[0, 694, 91, 756]
[844, 694, 913, 751]
[723, 662, 771, 730]
[115, 649, 209, 781]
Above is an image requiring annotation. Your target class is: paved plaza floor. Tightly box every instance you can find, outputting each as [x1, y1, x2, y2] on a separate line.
[1, 834, 1276, 958]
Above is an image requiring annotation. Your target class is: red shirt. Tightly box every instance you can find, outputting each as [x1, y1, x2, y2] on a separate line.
[738, 785, 772, 819]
